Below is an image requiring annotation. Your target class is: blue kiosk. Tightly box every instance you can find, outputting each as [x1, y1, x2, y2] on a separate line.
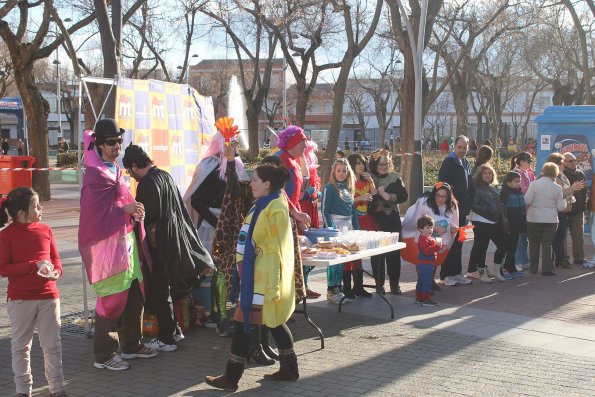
[535, 105, 595, 250]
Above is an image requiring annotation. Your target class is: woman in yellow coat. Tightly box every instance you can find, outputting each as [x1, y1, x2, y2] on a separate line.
[206, 164, 298, 391]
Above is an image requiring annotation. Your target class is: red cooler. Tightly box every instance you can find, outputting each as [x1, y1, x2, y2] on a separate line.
[0, 155, 35, 195]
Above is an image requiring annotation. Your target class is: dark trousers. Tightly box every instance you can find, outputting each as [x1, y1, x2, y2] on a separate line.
[144, 256, 176, 345]
[467, 221, 507, 273]
[231, 321, 293, 358]
[553, 212, 569, 262]
[527, 222, 557, 274]
[94, 279, 144, 362]
[503, 229, 520, 273]
[372, 210, 401, 288]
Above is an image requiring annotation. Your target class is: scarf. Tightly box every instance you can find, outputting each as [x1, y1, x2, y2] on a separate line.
[239, 190, 281, 334]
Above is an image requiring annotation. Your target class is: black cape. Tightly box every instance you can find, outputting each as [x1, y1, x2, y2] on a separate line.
[136, 166, 214, 299]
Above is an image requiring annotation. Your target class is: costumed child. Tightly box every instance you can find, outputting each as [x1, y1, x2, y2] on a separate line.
[415, 215, 443, 307]
[500, 171, 526, 279]
[401, 182, 460, 290]
[0, 188, 68, 397]
[346, 153, 377, 298]
[321, 158, 359, 304]
[299, 140, 322, 298]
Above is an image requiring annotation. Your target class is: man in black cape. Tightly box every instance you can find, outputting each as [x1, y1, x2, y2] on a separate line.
[123, 144, 214, 351]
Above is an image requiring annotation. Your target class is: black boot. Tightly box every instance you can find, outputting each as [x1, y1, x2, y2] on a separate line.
[263, 348, 299, 381]
[352, 268, 372, 297]
[205, 358, 245, 391]
[261, 326, 278, 360]
[342, 270, 356, 299]
[247, 325, 275, 366]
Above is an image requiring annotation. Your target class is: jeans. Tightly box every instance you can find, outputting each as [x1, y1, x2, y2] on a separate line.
[416, 263, 434, 301]
[527, 222, 557, 274]
[515, 233, 529, 265]
[504, 229, 520, 273]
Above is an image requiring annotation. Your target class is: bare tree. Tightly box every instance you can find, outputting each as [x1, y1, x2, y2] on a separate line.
[431, 1, 523, 139]
[561, 0, 593, 104]
[385, 0, 442, 155]
[0, 0, 97, 199]
[345, 84, 371, 141]
[473, 32, 528, 150]
[353, 35, 401, 148]
[200, 0, 279, 157]
[319, 0, 383, 183]
[259, 0, 343, 126]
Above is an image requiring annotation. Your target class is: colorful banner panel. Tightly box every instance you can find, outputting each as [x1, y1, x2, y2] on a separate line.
[115, 76, 215, 195]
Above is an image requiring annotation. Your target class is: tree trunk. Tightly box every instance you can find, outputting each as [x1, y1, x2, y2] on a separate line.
[245, 104, 260, 158]
[294, 79, 307, 127]
[400, 48, 415, 155]
[452, 85, 469, 137]
[14, 63, 51, 200]
[321, 57, 354, 183]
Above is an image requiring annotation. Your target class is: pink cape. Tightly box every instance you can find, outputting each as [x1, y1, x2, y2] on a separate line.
[78, 129, 136, 284]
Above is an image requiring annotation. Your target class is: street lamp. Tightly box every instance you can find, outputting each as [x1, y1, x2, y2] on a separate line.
[282, 51, 300, 127]
[178, 54, 199, 85]
[52, 17, 72, 139]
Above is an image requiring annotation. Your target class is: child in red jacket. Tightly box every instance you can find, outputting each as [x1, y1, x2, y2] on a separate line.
[0, 187, 67, 397]
[416, 215, 443, 307]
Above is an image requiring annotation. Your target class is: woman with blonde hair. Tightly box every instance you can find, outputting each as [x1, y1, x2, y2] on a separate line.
[467, 164, 508, 283]
[321, 158, 359, 303]
[524, 162, 567, 276]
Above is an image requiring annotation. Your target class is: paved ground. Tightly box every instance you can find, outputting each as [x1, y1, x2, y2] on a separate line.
[1, 183, 594, 396]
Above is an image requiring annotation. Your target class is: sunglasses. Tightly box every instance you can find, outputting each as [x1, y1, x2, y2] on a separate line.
[103, 138, 123, 146]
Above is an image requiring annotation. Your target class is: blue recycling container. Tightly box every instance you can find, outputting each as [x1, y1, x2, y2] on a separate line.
[535, 106, 595, 186]
[535, 106, 595, 234]
[303, 228, 340, 245]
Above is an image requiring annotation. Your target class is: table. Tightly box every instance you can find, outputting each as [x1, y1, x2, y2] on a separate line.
[297, 242, 406, 349]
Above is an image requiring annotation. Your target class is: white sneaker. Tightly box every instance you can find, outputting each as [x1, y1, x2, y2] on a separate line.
[144, 338, 178, 352]
[326, 288, 350, 304]
[515, 264, 524, 272]
[93, 354, 130, 371]
[455, 274, 472, 285]
[582, 260, 595, 269]
[174, 329, 185, 343]
[443, 276, 458, 286]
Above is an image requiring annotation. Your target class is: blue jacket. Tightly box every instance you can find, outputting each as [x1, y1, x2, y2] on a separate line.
[321, 182, 360, 229]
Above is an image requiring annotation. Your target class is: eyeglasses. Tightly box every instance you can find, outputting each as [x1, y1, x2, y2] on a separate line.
[103, 138, 123, 146]
[377, 162, 389, 167]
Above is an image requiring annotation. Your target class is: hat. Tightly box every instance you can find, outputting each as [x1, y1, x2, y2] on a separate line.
[93, 118, 125, 142]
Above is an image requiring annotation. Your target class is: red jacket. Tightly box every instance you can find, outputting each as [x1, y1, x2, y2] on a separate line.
[418, 234, 441, 264]
[0, 222, 62, 300]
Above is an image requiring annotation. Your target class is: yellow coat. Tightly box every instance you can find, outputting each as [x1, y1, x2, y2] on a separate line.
[237, 196, 295, 327]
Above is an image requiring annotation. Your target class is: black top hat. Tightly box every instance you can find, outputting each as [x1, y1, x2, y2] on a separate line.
[93, 118, 125, 142]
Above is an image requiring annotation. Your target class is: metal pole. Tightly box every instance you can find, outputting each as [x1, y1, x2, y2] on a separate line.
[415, 0, 428, 150]
[55, 24, 62, 138]
[283, 56, 287, 127]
